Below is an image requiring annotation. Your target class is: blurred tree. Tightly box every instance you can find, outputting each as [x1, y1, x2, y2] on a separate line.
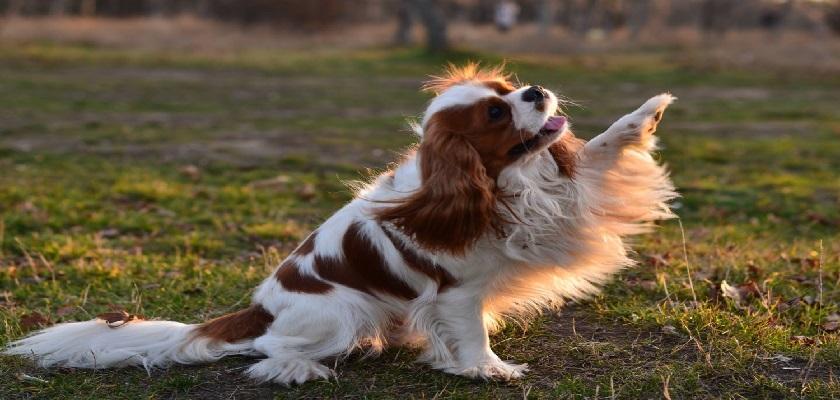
[700, 0, 732, 38]
[49, 0, 68, 16]
[827, 2, 840, 35]
[404, 0, 448, 52]
[394, 1, 414, 45]
[758, 0, 793, 34]
[537, 0, 553, 35]
[80, 0, 96, 17]
[627, 0, 652, 39]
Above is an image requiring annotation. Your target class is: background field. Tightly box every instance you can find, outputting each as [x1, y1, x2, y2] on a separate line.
[1, 26, 839, 399]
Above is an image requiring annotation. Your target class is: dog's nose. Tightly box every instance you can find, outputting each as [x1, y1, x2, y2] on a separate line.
[521, 86, 545, 103]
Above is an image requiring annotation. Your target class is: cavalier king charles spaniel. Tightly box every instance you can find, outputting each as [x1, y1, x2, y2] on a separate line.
[6, 64, 677, 385]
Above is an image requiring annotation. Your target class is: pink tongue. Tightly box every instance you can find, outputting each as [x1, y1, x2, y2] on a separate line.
[542, 116, 566, 132]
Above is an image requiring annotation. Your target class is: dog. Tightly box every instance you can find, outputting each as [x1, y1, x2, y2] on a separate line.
[5, 64, 677, 385]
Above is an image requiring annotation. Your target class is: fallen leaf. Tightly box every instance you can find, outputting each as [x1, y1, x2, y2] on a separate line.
[647, 253, 670, 267]
[661, 325, 679, 336]
[791, 335, 820, 346]
[19, 312, 50, 330]
[720, 280, 760, 309]
[765, 354, 792, 363]
[822, 314, 839, 332]
[15, 373, 49, 384]
[155, 207, 176, 218]
[179, 164, 201, 181]
[0, 290, 13, 306]
[692, 268, 714, 282]
[98, 228, 120, 239]
[805, 211, 838, 227]
[248, 175, 290, 190]
[777, 297, 802, 312]
[822, 321, 839, 332]
[746, 260, 760, 279]
[297, 183, 317, 201]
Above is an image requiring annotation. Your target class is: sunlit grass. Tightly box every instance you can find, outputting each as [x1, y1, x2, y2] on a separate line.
[0, 43, 837, 398]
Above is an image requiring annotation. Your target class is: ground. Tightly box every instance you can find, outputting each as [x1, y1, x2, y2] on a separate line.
[0, 42, 838, 399]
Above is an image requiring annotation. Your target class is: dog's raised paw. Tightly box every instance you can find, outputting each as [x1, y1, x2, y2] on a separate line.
[609, 93, 675, 147]
[634, 93, 675, 135]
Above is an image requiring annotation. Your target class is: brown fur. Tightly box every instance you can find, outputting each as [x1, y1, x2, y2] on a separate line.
[422, 63, 512, 94]
[548, 134, 584, 178]
[315, 222, 418, 300]
[293, 231, 318, 256]
[381, 226, 456, 291]
[375, 95, 539, 254]
[275, 258, 333, 294]
[194, 305, 274, 343]
[378, 63, 575, 254]
[96, 311, 142, 328]
[375, 118, 501, 254]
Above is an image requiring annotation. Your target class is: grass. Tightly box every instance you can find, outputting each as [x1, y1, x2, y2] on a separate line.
[0, 42, 838, 399]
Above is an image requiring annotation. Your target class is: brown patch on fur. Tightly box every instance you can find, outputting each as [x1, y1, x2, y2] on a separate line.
[293, 231, 317, 256]
[96, 311, 143, 328]
[375, 116, 501, 254]
[275, 258, 333, 294]
[482, 80, 515, 95]
[194, 305, 274, 343]
[423, 63, 512, 95]
[376, 95, 539, 254]
[381, 226, 457, 291]
[315, 222, 418, 299]
[548, 133, 585, 178]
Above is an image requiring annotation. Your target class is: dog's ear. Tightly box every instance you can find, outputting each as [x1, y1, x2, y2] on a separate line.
[376, 124, 499, 255]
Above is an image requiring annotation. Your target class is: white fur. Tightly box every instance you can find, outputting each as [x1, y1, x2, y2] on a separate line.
[3, 319, 252, 371]
[505, 85, 559, 133]
[5, 87, 677, 386]
[420, 84, 496, 129]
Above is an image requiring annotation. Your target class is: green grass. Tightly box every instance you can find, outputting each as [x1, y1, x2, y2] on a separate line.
[0, 43, 838, 399]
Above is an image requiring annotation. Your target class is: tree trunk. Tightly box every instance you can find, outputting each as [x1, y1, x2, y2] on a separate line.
[50, 0, 69, 16]
[80, 0, 97, 17]
[7, 0, 25, 16]
[628, 0, 651, 40]
[538, 0, 553, 36]
[394, 2, 414, 45]
[406, 0, 449, 52]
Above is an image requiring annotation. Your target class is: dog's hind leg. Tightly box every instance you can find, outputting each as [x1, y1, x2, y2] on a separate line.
[245, 334, 334, 386]
[244, 284, 394, 386]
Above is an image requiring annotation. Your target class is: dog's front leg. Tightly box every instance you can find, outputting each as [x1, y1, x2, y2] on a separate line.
[582, 93, 674, 163]
[425, 289, 527, 381]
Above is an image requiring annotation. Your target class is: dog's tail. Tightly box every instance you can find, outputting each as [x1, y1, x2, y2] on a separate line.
[4, 305, 274, 370]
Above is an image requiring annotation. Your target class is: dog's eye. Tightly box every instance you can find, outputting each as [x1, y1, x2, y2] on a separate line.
[488, 105, 504, 120]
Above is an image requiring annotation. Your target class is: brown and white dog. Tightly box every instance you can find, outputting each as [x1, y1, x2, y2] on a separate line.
[5, 64, 677, 385]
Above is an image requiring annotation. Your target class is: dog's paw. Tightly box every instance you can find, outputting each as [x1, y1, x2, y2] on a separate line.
[448, 359, 528, 381]
[635, 93, 674, 134]
[246, 357, 333, 386]
[618, 93, 675, 144]
[595, 93, 674, 150]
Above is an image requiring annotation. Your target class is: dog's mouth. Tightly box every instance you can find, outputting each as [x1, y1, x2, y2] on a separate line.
[507, 116, 567, 157]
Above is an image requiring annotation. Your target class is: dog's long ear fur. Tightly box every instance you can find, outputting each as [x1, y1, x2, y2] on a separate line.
[376, 123, 500, 255]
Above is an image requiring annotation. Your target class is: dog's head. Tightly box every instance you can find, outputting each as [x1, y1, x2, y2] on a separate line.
[377, 64, 574, 254]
